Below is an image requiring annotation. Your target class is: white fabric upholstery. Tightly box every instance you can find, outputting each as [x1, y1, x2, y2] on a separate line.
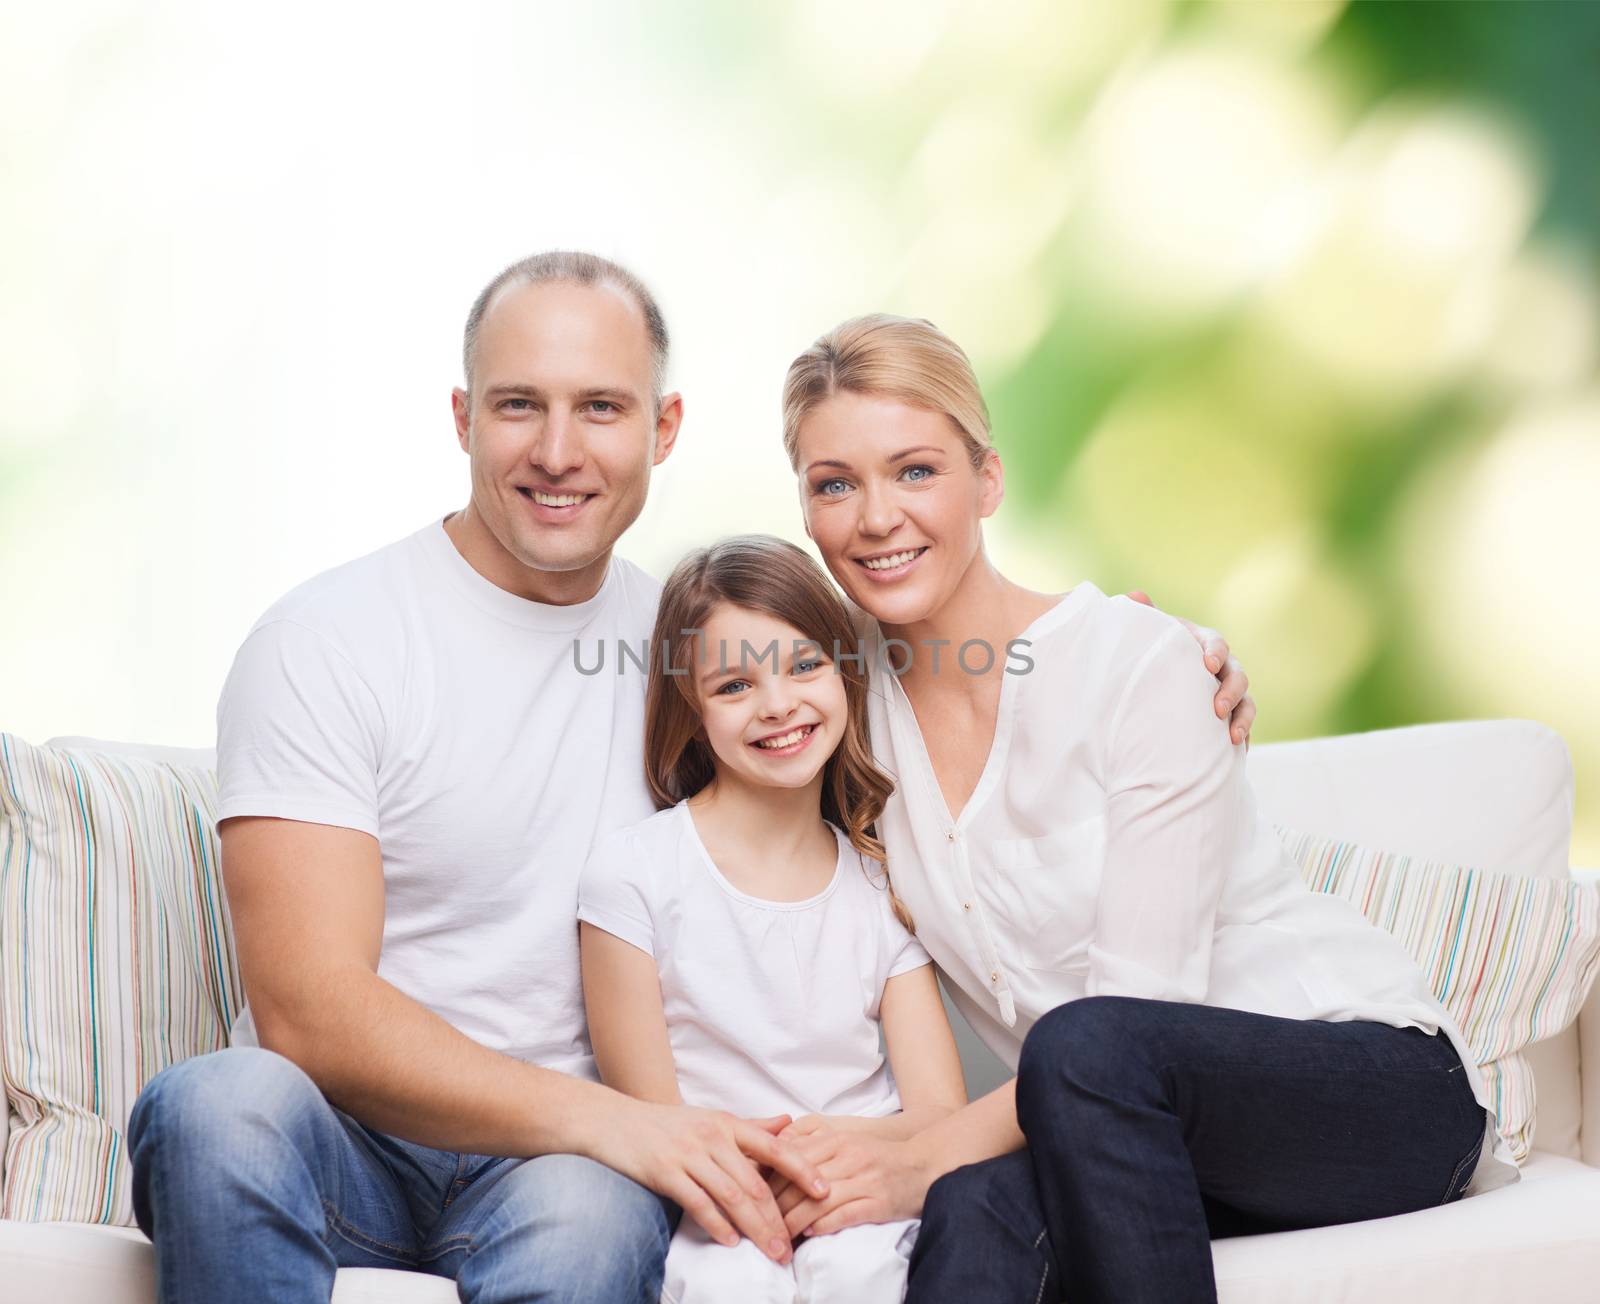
[0, 1220, 457, 1303]
[1214, 1152, 1600, 1303]
[1246, 721, 1573, 879]
[6, 1152, 1599, 1304]
[1248, 720, 1582, 1158]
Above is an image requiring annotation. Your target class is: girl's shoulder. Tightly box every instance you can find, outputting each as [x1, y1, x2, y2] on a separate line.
[582, 803, 692, 889]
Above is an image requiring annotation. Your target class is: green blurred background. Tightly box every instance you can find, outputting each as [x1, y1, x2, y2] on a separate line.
[1, 0, 1596, 859]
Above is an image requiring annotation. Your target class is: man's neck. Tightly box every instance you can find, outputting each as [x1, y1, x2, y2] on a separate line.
[442, 506, 609, 606]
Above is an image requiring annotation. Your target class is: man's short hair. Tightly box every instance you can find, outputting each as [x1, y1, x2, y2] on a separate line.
[462, 251, 670, 408]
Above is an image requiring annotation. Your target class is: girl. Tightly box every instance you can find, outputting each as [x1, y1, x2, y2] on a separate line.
[763, 314, 1516, 1304]
[577, 534, 967, 1304]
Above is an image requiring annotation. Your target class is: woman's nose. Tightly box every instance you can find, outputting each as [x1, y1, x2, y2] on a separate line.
[858, 482, 904, 537]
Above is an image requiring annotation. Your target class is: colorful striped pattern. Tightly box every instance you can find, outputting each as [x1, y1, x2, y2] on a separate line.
[0, 734, 239, 1225]
[1281, 828, 1600, 1164]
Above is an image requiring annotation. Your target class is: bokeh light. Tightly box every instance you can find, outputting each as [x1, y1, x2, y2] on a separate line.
[2, 0, 1596, 862]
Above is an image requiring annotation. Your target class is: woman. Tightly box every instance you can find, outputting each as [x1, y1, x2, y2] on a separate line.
[765, 315, 1514, 1304]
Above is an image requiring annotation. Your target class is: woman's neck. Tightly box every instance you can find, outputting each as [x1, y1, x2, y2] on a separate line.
[882, 548, 1052, 698]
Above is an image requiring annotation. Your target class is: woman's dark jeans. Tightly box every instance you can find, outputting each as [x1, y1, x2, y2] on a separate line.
[907, 997, 1487, 1304]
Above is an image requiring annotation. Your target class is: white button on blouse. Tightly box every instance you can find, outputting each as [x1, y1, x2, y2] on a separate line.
[861, 583, 1515, 1195]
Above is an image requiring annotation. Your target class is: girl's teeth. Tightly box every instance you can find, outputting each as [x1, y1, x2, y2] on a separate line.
[756, 725, 812, 750]
[863, 548, 923, 571]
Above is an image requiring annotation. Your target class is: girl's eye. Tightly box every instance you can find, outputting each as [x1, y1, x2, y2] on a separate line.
[901, 464, 935, 482]
[794, 659, 824, 675]
[715, 680, 749, 696]
[814, 478, 850, 497]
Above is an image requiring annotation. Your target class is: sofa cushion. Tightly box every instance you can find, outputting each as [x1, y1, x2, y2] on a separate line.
[4, 1153, 1597, 1304]
[0, 1219, 457, 1303]
[1280, 827, 1600, 1163]
[0, 735, 238, 1225]
[1213, 1151, 1600, 1303]
[1249, 721, 1583, 1157]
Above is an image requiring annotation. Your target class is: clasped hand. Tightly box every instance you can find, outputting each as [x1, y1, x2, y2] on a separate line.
[763, 1115, 928, 1241]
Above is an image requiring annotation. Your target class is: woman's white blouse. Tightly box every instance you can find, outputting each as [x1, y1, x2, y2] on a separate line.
[862, 583, 1515, 1194]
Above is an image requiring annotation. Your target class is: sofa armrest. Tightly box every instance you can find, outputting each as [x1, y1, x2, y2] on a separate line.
[1574, 868, 1600, 1165]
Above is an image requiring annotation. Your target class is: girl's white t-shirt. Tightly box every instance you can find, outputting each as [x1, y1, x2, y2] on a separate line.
[860, 582, 1516, 1195]
[577, 802, 931, 1120]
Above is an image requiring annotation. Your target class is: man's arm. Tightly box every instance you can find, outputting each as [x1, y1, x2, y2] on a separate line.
[1126, 591, 1255, 744]
[223, 815, 825, 1260]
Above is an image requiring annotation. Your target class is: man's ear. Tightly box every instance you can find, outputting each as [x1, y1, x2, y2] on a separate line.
[451, 388, 472, 453]
[978, 448, 1005, 519]
[652, 392, 684, 467]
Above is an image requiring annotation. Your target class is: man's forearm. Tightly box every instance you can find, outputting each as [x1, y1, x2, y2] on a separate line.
[255, 962, 620, 1158]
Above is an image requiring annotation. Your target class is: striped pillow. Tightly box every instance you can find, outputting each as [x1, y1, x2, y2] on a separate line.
[0, 734, 238, 1225]
[1280, 828, 1600, 1164]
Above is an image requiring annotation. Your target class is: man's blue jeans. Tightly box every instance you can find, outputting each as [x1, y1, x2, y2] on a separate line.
[128, 1047, 676, 1303]
[907, 997, 1487, 1304]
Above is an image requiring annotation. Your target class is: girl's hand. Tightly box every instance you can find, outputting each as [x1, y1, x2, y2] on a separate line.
[770, 1126, 935, 1238]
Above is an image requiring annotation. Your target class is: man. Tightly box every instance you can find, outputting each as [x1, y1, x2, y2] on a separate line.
[128, 251, 1254, 1301]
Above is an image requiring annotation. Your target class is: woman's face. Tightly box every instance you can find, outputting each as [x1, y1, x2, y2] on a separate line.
[795, 391, 1003, 627]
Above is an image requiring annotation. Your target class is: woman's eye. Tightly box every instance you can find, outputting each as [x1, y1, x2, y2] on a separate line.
[901, 464, 935, 482]
[815, 478, 850, 497]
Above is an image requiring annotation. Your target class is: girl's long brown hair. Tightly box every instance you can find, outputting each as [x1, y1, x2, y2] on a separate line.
[644, 534, 913, 930]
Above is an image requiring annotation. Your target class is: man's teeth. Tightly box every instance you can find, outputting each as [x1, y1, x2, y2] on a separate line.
[755, 725, 813, 750]
[862, 548, 924, 571]
[531, 491, 587, 507]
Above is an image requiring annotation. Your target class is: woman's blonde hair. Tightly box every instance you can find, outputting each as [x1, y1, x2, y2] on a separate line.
[781, 314, 994, 471]
[645, 534, 914, 931]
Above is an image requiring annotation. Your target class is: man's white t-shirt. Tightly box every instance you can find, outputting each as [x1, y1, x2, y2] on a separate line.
[217, 518, 661, 1076]
[577, 803, 931, 1119]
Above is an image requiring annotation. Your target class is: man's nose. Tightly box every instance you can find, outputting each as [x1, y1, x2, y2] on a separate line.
[531, 409, 586, 478]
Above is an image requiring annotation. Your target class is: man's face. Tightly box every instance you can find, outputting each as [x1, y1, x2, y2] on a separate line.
[451, 279, 680, 597]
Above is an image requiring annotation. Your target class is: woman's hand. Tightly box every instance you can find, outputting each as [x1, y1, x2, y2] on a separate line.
[767, 1119, 935, 1238]
[1127, 591, 1255, 745]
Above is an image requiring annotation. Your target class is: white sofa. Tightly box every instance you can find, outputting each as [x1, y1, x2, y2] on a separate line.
[3, 720, 1598, 1303]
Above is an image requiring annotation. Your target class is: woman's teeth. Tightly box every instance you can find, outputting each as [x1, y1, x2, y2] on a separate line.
[755, 725, 814, 750]
[862, 548, 925, 571]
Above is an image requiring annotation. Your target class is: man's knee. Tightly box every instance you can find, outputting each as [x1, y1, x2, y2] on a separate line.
[130, 1046, 326, 1161]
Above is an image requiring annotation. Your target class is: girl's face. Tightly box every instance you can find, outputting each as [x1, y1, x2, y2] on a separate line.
[794, 391, 1003, 628]
[694, 602, 848, 793]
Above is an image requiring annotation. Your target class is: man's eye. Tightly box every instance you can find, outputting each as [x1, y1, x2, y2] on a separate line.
[502, 399, 532, 411]
[586, 400, 617, 414]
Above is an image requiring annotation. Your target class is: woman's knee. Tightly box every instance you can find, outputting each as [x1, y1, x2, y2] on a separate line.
[1017, 997, 1168, 1125]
